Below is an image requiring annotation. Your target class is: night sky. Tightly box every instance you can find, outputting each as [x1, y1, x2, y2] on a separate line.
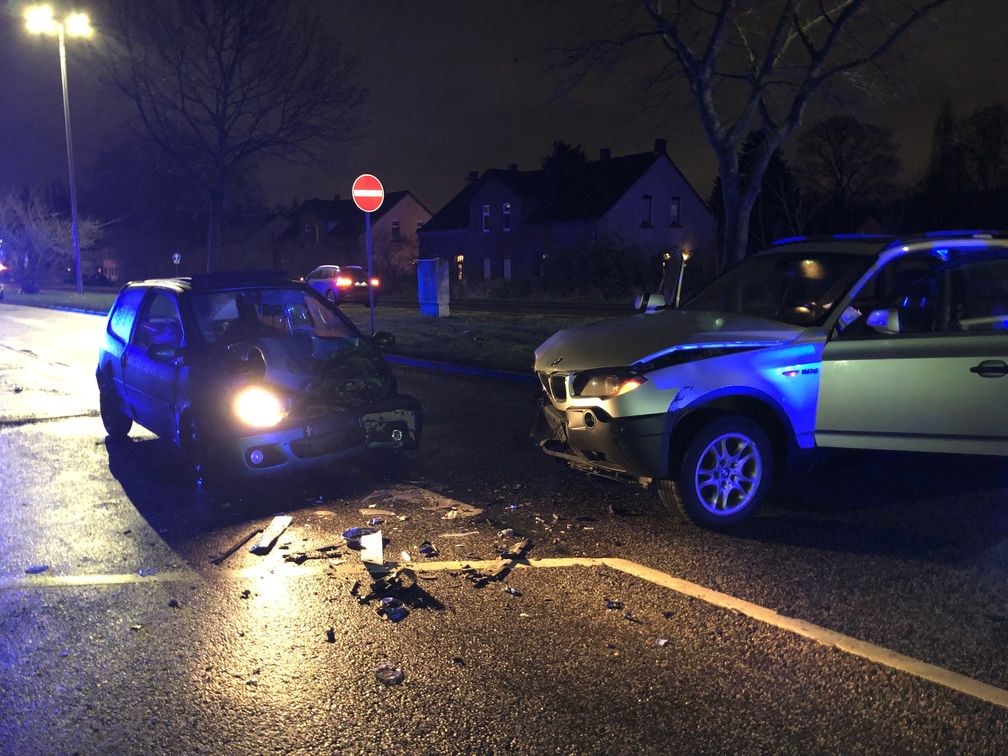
[1, 0, 1006, 214]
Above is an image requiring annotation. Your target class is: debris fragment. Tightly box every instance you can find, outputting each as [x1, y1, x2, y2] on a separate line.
[250, 515, 293, 556]
[440, 530, 478, 538]
[662, 610, 675, 619]
[342, 527, 378, 548]
[360, 530, 385, 570]
[502, 538, 531, 559]
[326, 627, 336, 643]
[497, 528, 515, 538]
[605, 599, 624, 610]
[655, 638, 669, 647]
[138, 567, 158, 577]
[367, 517, 384, 527]
[349, 579, 360, 597]
[130, 624, 142, 632]
[239, 589, 251, 599]
[358, 508, 397, 517]
[167, 599, 181, 609]
[24, 564, 49, 575]
[211, 528, 262, 565]
[400, 551, 412, 563]
[503, 585, 521, 597]
[374, 662, 404, 686]
[378, 597, 409, 623]
[282, 544, 342, 565]
[418, 541, 438, 558]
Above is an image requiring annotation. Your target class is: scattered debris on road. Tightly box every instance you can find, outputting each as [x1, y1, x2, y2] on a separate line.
[418, 541, 438, 558]
[655, 638, 669, 647]
[378, 597, 410, 622]
[24, 564, 49, 575]
[342, 526, 379, 548]
[250, 515, 293, 556]
[282, 543, 342, 565]
[374, 662, 404, 686]
[440, 530, 478, 538]
[503, 585, 521, 597]
[138, 567, 158, 577]
[360, 530, 385, 571]
[240, 589, 252, 599]
[605, 599, 624, 610]
[326, 627, 336, 643]
[167, 599, 181, 609]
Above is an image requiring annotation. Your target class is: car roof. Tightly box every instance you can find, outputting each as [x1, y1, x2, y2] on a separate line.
[766, 230, 1008, 257]
[125, 270, 296, 293]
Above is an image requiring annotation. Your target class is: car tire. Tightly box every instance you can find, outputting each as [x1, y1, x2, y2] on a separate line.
[658, 415, 773, 528]
[99, 389, 132, 439]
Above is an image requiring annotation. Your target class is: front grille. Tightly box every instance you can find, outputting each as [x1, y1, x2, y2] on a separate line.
[290, 428, 363, 458]
[549, 374, 567, 402]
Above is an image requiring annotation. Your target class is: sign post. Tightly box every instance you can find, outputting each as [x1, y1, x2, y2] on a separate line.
[351, 173, 385, 335]
[171, 251, 182, 276]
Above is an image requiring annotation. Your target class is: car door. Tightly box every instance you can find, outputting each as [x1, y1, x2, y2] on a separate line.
[122, 290, 185, 438]
[817, 252, 1008, 455]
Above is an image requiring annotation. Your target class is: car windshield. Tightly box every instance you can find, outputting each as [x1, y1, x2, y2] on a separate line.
[192, 287, 358, 344]
[681, 251, 874, 326]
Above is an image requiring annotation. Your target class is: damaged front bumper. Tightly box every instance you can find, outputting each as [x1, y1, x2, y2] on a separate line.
[220, 394, 422, 476]
[531, 398, 670, 483]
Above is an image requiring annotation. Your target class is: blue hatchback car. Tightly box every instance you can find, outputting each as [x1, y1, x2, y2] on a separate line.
[95, 271, 420, 482]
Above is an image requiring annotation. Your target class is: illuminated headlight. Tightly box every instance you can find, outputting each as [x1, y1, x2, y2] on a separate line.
[572, 370, 647, 398]
[233, 386, 285, 428]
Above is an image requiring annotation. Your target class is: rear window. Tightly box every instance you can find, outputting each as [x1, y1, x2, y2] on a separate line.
[107, 288, 146, 342]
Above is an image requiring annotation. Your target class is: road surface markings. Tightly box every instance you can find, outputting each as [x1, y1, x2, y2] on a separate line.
[3, 555, 1006, 709]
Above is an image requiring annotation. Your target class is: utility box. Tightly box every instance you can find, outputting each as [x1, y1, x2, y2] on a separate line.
[417, 258, 450, 317]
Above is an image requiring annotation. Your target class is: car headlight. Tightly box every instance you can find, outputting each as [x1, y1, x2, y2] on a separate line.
[572, 369, 647, 398]
[233, 386, 285, 428]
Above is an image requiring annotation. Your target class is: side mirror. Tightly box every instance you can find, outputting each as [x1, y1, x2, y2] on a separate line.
[373, 331, 396, 351]
[633, 292, 667, 313]
[148, 343, 181, 363]
[866, 308, 900, 335]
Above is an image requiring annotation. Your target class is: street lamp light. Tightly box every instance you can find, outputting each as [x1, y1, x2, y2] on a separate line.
[23, 5, 93, 295]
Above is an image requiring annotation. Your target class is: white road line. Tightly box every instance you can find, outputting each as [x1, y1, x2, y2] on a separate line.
[4, 555, 1006, 709]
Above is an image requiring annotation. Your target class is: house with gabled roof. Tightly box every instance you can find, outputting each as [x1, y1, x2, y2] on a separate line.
[261, 191, 431, 278]
[418, 139, 715, 286]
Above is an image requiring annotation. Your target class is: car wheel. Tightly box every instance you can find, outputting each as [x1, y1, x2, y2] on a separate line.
[658, 415, 773, 527]
[99, 389, 132, 438]
[326, 289, 337, 303]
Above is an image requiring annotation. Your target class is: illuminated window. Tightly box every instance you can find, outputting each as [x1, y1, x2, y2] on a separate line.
[502, 202, 512, 231]
[483, 258, 491, 279]
[455, 254, 465, 281]
[641, 195, 653, 228]
[670, 196, 681, 226]
[481, 204, 490, 232]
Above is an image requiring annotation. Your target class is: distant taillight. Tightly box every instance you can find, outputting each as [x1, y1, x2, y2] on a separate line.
[371, 278, 380, 287]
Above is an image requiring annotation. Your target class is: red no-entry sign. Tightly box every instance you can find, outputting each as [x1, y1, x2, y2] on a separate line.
[351, 174, 384, 213]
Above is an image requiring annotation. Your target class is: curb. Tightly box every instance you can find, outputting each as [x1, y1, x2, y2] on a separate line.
[3, 300, 538, 385]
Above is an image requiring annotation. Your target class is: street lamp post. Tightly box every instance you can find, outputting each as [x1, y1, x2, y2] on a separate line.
[24, 6, 93, 296]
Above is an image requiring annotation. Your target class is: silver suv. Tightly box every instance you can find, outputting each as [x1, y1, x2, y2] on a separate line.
[533, 232, 1008, 527]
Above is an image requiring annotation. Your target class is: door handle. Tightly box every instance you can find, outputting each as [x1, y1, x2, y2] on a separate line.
[970, 359, 1008, 378]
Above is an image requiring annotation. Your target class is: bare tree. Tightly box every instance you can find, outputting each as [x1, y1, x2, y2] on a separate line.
[561, 0, 950, 269]
[102, 0, 366, 271]
[0, 191, 102, 291]
[796, 115, 901, 230]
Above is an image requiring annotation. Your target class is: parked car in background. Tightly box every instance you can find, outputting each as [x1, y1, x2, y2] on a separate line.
[306, 265, 380, 305]
[96, 271, 419, 484]
[533, 231, 1008, 527]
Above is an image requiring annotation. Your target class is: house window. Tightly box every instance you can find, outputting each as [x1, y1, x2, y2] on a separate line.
[482, 204, 491, 233]
[670, 196, 681, 226]
[641, 195, 653, 228]
[502, 202, 512, 231]
[503, 258, 512, 280]
[392, 219, 401, 241]
[455, 254, 465, 281]
[483, 258, 492, 279]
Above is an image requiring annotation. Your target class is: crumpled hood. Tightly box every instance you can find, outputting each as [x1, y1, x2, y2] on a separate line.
[223, 335, 393, 403]
[534, 310, 804, 372]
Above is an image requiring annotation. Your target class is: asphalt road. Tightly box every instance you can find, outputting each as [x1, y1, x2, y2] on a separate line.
[1, 303, 1007, 753]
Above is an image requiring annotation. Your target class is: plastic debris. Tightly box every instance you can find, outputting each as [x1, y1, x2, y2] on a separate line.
[359, 508, 397, 517]
[497, 528, 515, 538]
[400, 551, 412, 562]
[342, 526, 378, 548]
[130, 624, 142, 632]
[503, 585, 521, 597]
[24, 564, 49, 575]
[250, 515, 293, 556]
[440, 530, 478, 538]
[240, 589, 252, 599]
[378, 597, 409, 623]
[655, 638, 669, 647]
[326, 627, 336, 643]
[502, 538, 531, 559]
[360, 530, 384, 569]
[374, 662, 404, 686]
[138, 567, 158, 577]
[283, 544, 342, 564]
[605, 599, 624, 610]
[662, 610, 675, 619]
[167, 599, 181, 609]
[418, 541, 438, 558]
[368, 517, 384, 527]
